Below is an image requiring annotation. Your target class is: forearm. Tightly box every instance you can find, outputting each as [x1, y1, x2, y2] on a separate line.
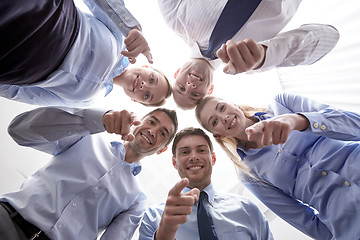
[82, 0, 141, 37]
[8, 107, 107, 154]
[260, 24, 339, 69]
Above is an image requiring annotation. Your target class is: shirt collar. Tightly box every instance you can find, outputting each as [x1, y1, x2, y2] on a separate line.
[182, 182, 215, 203]
[110, 141, 142, 176]
[190, 43, 222, 69]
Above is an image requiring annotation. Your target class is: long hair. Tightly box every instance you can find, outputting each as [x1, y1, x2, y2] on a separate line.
[195, 96, 266, 179]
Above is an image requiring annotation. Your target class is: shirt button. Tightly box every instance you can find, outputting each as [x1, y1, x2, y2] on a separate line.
[72, 203, 77, 207]
[321, 171, 327, 176]
[94, 186, 99, 191]
[67, 131, 72, 135]
[344, 180, 351, 187]
[278, 149, 282, 153]
[57, 223, 63, 229]
[125, 16, 130, 21]
[109, 171, 113, 176]
[307, 164, 311, 169]
[272, 42, 278, 48]
[296, 158, 301, 162]
[313, 122, 319, 128]
[119, 22, 124, 27]
[320, 125, 326, 131]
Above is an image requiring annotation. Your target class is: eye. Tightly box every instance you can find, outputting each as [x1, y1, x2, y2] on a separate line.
[149, 75, 154, 83]
[149, 119, 155, 125]
[180, 150, 188, 155]
[144, 92, 150, 100]
[212, 119, 218, 127]
[220, 104, 226, 112]
[160, 131, 166, 138]
[191, 92, 199, 97]
[178, 85, 185, 91]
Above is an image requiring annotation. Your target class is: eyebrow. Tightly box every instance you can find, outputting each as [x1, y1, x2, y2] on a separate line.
[151, 116, 170, 136]
[207, 102, 221, 127]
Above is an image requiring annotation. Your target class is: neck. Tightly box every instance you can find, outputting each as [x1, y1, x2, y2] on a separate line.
[113, 73, 124, 87]
[124, 142, 142, 163]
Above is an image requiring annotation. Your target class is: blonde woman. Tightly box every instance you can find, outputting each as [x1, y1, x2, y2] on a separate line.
[195, 92, 360, 240]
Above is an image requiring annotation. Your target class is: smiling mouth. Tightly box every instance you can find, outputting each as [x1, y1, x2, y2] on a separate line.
[187, 166, 203, 171]
[132, 76, 139, 91]
[189, 73, 202, 81]
[140, 131, 153, 145]
[228, 116, 237, 129]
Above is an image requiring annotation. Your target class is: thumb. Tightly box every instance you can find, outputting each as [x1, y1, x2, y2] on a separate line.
[223, 62, 236, 75]
[143, 49, 153, 64]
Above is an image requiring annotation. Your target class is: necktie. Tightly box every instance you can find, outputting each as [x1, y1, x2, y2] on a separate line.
[201, 0, 262, 59]
[197, 191, 218, 240]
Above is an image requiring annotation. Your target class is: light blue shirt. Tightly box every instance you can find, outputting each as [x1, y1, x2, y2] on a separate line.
[1, 107, 146, 240]
[238, 92, 360, 240]
[0, 0, 140, 107]
[139, 183, 273, 240]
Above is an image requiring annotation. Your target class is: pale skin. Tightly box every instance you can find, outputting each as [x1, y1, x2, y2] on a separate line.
[199, 98, 310, 149]
[102, 109, 174, 163]
[121, 28, 153, 64]
[155, 178, 200, 240]
[155, 134, 215, 240]
[216, 39, 267, 75]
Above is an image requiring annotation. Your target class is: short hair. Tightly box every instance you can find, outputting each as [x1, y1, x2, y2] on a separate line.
[172, 127, 213, 156]
[142, 68, 172, 107]
[144, 108, 178, 145]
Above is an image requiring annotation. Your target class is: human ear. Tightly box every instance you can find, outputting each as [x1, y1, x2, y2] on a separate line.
[211, 152, 216, 165]
[207, 84, 214, 95]
[156, 146, 168, 155]
[172, 156, 178, 169]
[174, 68, 180, 79]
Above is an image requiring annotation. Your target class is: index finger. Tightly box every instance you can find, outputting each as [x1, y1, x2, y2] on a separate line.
[168, 178, 189, 196]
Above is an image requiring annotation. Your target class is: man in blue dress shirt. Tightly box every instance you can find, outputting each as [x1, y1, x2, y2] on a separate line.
[0, 106, 178, 239]
[0, 0, 172, 107]
[139, 127, 273, 240]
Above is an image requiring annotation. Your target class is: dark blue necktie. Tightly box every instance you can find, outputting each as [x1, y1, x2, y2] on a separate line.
[197, 191, 218, 240]
[201, 0, 262, 59]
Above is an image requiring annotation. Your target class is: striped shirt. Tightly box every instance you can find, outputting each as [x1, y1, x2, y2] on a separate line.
[158, 0, 339, 69]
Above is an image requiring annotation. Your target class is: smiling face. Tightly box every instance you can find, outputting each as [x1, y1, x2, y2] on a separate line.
[115, 66, 170, 105]
[199, 98, 247, 139]
[172, 135, 215, 190]
[130, 110, 176, 156]
[173, 59, 214, 109]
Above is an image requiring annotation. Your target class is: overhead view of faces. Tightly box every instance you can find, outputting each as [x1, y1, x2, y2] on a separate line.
[1, 0, 360, 239]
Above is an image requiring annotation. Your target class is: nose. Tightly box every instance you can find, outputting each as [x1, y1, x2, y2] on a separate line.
[189, 151, 198, 161]
[139, 81, 146, 90]
[186, 81, 197, 88]
[223, 115, 230, 123]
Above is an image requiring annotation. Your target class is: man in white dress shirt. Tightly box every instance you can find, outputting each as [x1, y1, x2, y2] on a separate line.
[158, 0, 340, 109]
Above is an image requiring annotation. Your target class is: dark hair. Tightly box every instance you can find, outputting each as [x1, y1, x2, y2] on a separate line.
[142, 69, 172, 107]
[172, 127, 213, 156]
[144, 108, 178, 145]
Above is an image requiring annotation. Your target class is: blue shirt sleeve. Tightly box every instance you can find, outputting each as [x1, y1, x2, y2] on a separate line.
[139, 204, 165, 240]
[273, 92, 360, 141]
[8, 107, 107, 155]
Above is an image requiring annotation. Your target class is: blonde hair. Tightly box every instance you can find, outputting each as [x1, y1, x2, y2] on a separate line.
[195, 96, 266, 179]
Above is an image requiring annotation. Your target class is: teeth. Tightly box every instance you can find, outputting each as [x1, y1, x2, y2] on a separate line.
[189, 166, 202, 170]
[190, 73, 201, 80]
[133, 77, 139, 91]
[142, 133, 151, 144]
[229, 118, 236, 129]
